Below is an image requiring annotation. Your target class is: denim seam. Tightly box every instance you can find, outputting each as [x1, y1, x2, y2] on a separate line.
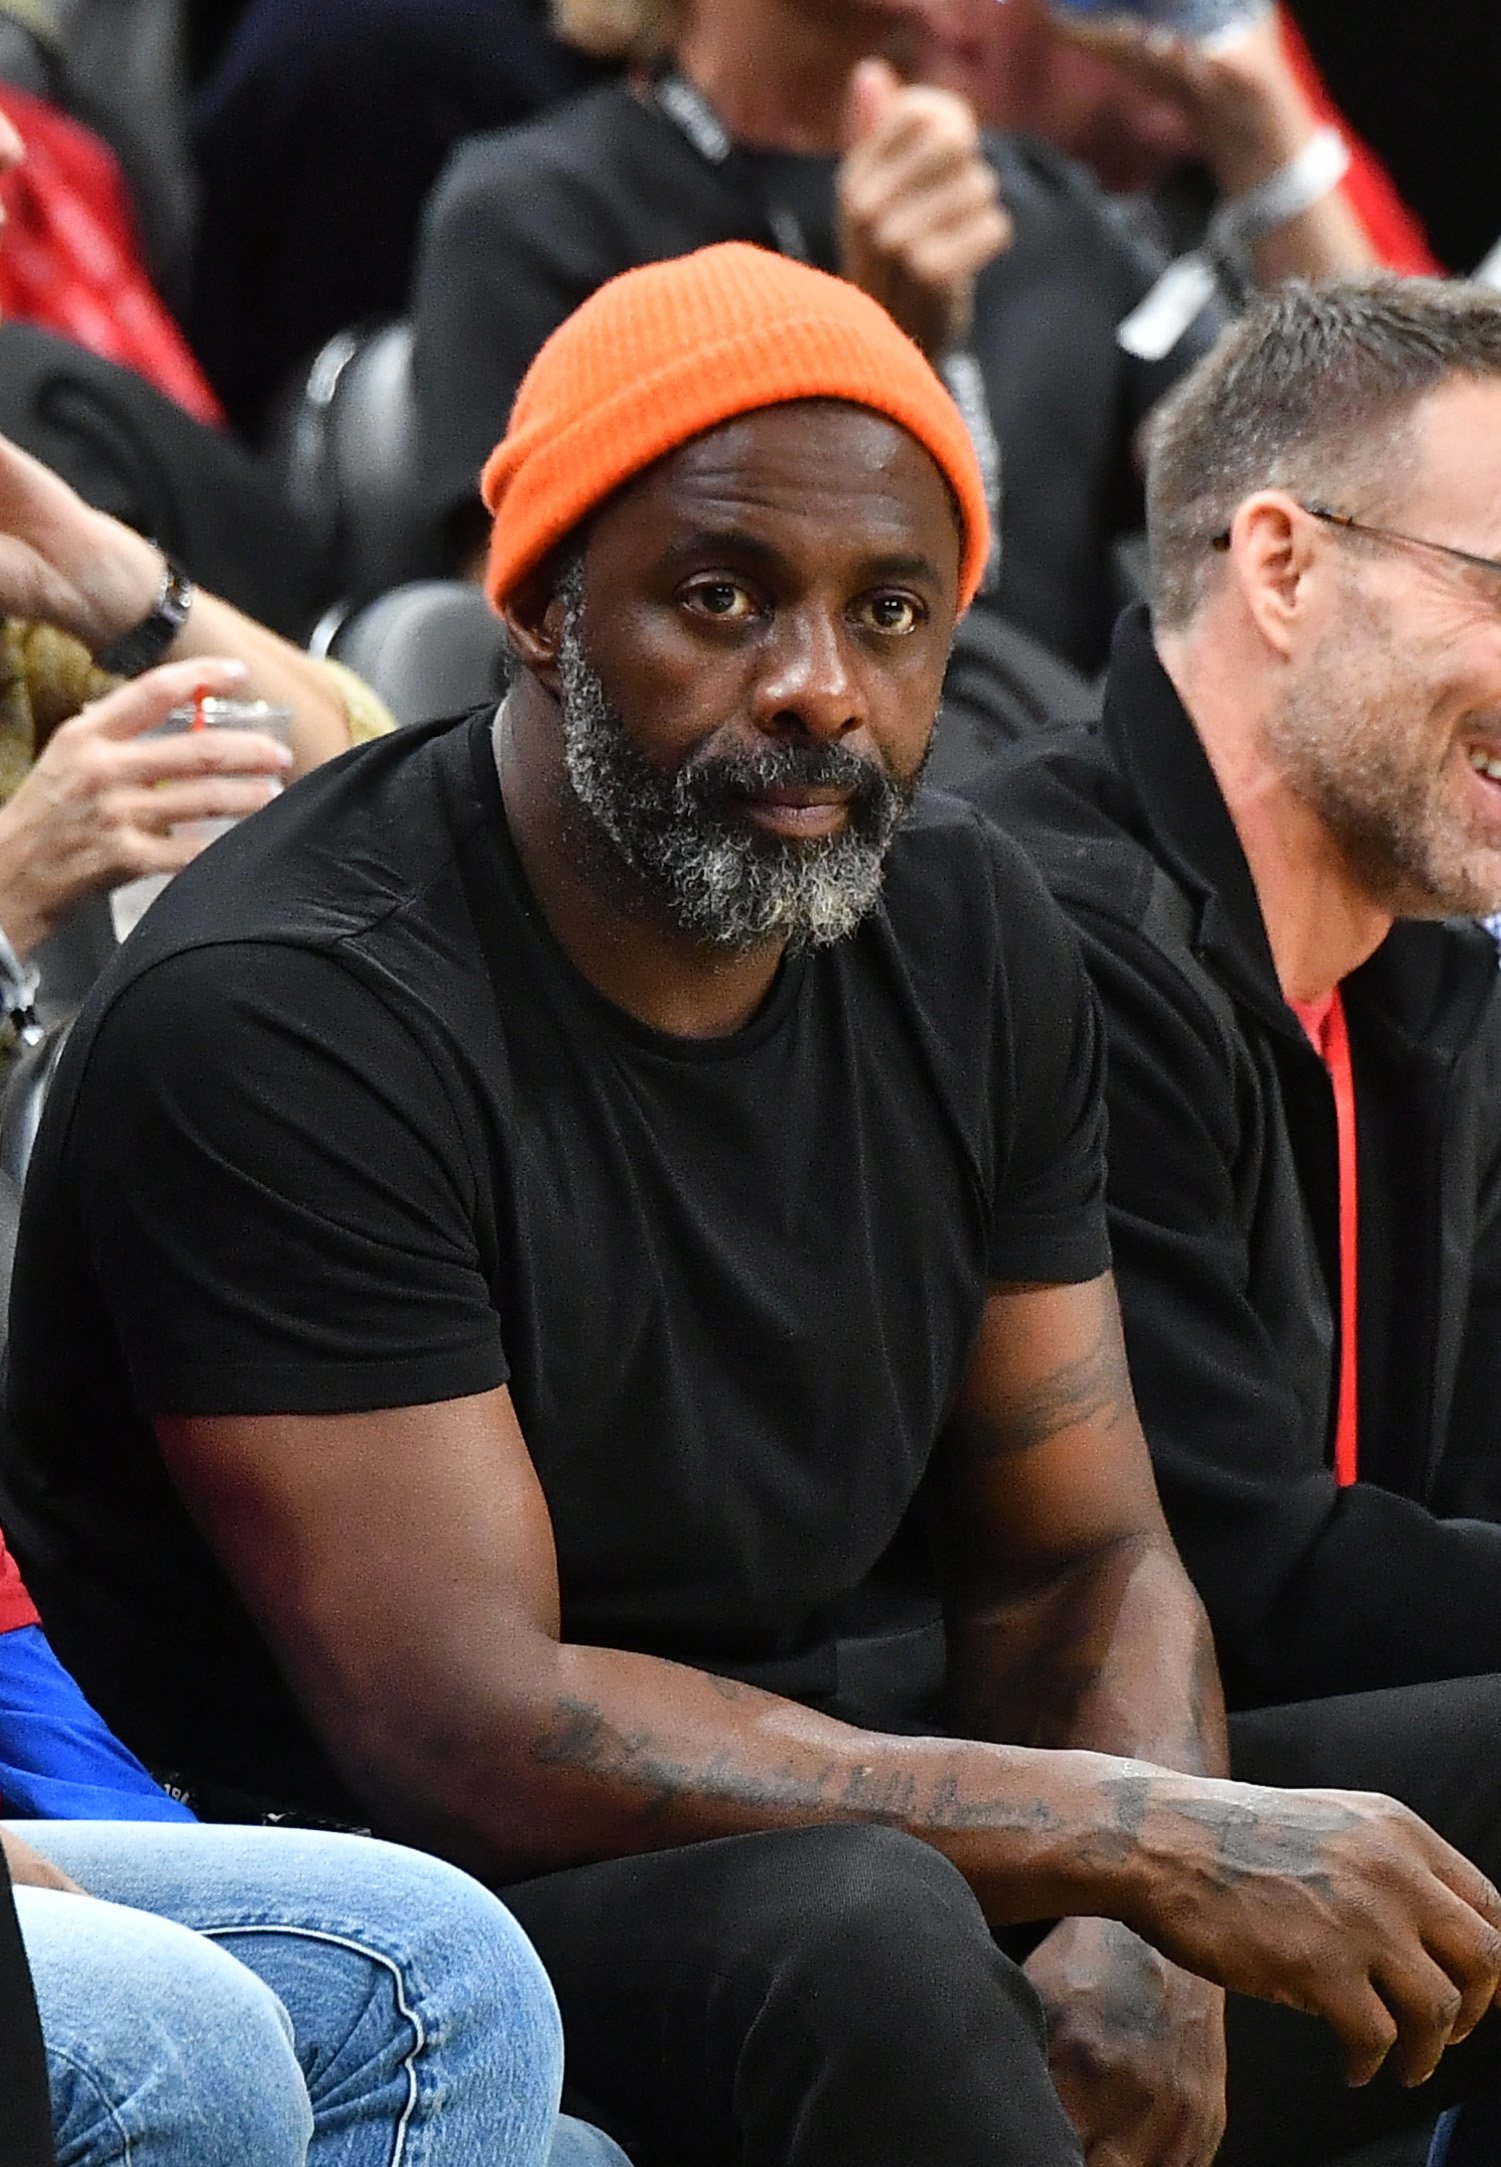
[45, 2038, 139, 2165]
[205, 1924, 426, 2166]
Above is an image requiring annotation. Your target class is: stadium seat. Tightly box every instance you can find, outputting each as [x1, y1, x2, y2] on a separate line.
[321, 579, 509, 728]
[30, 893, 118, 1028]
[274, 320, 440, 606]
[0, 1018, 71, 1192]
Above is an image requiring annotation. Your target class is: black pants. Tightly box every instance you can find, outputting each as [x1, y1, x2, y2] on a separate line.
[0, 1850, 55, 2167]
[501, 1674, 1501, 2167]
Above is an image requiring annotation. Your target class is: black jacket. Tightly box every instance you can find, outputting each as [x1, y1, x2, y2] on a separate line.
[965, 607, 1501, 1711]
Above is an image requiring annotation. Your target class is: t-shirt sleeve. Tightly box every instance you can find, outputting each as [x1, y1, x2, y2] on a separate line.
[983, 828, 1111, 1286]
[63, 943, 508, 1418]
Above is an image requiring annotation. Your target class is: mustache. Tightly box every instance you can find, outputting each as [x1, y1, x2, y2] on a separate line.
[677, 736, 907, 813]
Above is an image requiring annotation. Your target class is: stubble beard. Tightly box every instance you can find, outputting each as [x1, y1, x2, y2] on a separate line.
[554, 568, 922, 952]
[1265, 589, 1501, 921]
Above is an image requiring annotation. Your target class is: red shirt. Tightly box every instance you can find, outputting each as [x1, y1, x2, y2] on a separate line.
[0, 1531, 40, 1636]
[1289, 988, 1359, 1487]
[0, 85, 223, 425]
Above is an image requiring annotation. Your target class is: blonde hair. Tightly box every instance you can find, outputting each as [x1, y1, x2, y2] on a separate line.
[549, 0, 677, 61]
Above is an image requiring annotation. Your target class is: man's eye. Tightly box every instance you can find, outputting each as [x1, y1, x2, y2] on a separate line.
[858, 594, 925, 635]
[683, 579, 757, 619]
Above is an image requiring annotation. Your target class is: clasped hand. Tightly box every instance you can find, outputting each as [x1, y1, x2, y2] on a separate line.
[837, 57, 1012, 359]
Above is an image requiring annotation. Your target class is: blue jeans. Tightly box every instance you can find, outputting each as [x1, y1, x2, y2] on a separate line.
[11, 1819, 584, 2167]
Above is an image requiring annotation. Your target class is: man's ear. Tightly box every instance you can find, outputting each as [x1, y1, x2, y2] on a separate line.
[501, 557, 573, 693]
[1226, 492, 1319, 660]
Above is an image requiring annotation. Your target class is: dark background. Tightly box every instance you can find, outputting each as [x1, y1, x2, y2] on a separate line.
[1294, 0, 1501, 274]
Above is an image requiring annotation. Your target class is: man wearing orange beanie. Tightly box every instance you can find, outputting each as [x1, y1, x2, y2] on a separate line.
[8, 245, 1501, 2167]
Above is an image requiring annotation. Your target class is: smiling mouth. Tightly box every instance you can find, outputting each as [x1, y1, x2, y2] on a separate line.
[1469, 745, 1501, 786]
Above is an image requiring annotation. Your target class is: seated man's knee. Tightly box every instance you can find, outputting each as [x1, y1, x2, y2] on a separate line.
[721, 1822, 1030, 2028]
[19, 1886, 312, 2166]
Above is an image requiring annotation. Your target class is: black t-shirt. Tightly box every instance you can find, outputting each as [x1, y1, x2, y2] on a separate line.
[0, 711, 1108, 1819]
[410, 82, 1216, 677]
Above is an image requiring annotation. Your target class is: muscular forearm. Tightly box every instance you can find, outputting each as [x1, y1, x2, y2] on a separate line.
[948, 1537, 1229, 1779]
[330, 1627, 1211, 1919]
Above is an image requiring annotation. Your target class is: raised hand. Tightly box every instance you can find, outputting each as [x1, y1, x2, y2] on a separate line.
[837, 57, 1012, 358]
[0, 432, 169, 657]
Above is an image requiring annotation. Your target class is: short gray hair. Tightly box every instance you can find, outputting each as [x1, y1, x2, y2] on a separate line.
[549, 0, 676, 59]
[1146, 277, 1501, 630]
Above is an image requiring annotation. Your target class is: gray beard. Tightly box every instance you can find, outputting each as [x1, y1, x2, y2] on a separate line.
[555, 577, 919, 952]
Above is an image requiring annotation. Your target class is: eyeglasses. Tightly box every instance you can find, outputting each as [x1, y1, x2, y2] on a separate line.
[1212, 501, 1501, 586]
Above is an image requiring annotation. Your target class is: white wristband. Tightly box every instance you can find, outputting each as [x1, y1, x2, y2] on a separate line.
[1119, 126, 1351, 363]
[1210, 125, 1352, 251]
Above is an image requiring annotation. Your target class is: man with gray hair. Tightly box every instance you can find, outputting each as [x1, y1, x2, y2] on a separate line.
[970, 270, 1501, 2165]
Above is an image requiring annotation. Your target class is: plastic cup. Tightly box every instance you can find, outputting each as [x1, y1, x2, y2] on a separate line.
[110, 696, 294, 940]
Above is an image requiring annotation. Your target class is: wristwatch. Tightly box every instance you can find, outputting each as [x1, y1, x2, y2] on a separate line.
[94, 555, 195, 678]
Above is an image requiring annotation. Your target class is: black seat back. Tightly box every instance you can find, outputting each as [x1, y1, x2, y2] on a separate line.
[274, 321, 441, 607]
[0, 1021, 72, 1196]
[324, 581, 510, 727]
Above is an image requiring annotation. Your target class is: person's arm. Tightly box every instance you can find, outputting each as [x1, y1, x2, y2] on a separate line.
[1053, 13, 1379, 284]
[0, 432, 350, 774]
[152, 1370, 1501, 2090]
[938, 1272, 1230, 2167]
[0, 1830, 83, 1895]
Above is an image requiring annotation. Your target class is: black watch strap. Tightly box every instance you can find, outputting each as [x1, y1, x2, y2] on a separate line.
[95, 556, 195, 677]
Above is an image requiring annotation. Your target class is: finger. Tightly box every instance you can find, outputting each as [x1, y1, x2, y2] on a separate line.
[102, 827, 213, 883]
[1085, 2122, 1170, 2167]
[79, 656, 253, 740]
[1398, 1872, 1501, 2016]
[1365, 1948, 1469, 2089]
[845, 80, 981, 164]
[1329, 1981, 1400, 2089]
[106, 775, 284, 834]
[841, 113, 991, 219]
[862, 162, 1006, 253]
[841, 56, 903, 150]
[110, 727, 294, 783]
[1421, 1911, 1501, 2046]
[876, 203, 1014, 288]
[1424, 1836, 1501, 1939]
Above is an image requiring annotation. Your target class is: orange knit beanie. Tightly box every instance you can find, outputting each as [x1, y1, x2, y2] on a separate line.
[481, 243, 991, 613]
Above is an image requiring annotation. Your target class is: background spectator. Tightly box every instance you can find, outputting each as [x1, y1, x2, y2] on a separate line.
[0, 86, 219, 423]
[188, 0, 598, 440]
[412, 0, 1206, 676]
[914, 0, 1437, 275]
[43, 0, 197, 297]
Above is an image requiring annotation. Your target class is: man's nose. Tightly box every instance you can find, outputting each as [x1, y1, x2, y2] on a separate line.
[750, 609, 864, 741]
